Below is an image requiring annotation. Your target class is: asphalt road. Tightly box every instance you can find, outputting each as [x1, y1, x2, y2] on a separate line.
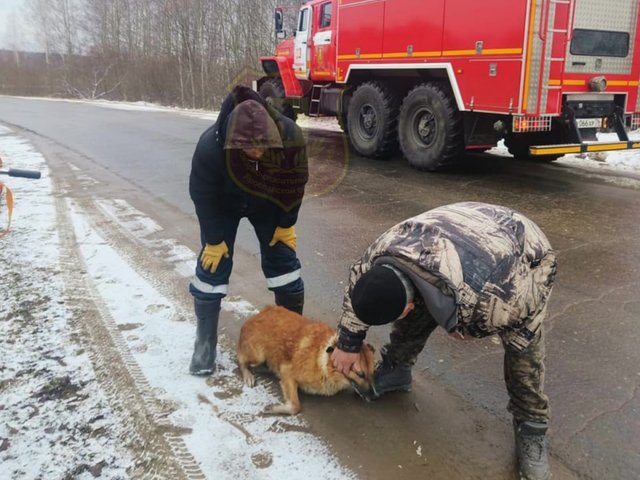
[1, 96, 639, 480]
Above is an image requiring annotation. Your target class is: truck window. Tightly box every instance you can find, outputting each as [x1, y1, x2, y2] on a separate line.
[298, 8, 310, 32]
[570, 29, 630, 58]
[320, 3, 332, 29]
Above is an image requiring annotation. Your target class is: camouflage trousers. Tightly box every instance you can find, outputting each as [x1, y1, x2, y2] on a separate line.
[383, 302, 549, 424]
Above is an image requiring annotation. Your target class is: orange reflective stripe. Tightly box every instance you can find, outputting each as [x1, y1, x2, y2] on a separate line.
[0, 182, 14, 238]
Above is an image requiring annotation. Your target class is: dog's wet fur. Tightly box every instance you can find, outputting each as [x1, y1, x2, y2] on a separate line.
[237, 305, 376, 415]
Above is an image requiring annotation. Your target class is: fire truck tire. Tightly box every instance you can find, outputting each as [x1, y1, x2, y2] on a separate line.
[398, 83, 464, 171]
[347, 81, 400, 158]
[259, 78, 297, 122]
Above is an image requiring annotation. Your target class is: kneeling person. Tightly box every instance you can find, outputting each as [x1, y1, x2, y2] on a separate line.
[331, 202, 557, 480]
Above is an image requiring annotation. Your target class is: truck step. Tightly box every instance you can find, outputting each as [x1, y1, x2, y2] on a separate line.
[530, 141, 640, 156]
[309, 84, 325, 116]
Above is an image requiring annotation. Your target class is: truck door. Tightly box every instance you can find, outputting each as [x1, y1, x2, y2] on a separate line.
[294, 6, 312, 79]
[565, 0, 637, 76]
[563, 0, 639, 123]
[311, 1, 335, 80]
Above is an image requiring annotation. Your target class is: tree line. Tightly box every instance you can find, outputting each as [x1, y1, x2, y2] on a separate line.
[0, 0, 305, 109]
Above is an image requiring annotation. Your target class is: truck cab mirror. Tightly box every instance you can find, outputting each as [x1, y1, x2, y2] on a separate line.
[275, 9, 284, 33]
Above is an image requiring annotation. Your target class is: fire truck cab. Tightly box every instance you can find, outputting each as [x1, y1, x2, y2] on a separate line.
[258, 0, 640, 171]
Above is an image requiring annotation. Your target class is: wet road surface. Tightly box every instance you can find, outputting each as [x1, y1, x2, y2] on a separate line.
[1, 96, 638, 479]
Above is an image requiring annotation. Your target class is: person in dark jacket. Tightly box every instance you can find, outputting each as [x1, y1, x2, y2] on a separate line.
[188, 85, 308, 376]
[331, 202, 557, 480]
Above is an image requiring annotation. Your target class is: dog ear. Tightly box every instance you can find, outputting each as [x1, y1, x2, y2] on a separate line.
[326, 345, 335, 354]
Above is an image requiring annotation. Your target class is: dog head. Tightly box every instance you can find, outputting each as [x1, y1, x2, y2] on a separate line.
[326, 343, 376, 400]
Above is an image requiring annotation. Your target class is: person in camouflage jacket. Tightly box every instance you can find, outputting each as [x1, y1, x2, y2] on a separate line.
[331, 202, 557, 480]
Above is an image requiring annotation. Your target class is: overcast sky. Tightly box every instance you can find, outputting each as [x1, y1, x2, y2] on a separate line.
[0, 0, 36, 50]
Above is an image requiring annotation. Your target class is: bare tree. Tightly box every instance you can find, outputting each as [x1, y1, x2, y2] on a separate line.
[4, 0, 295, 108]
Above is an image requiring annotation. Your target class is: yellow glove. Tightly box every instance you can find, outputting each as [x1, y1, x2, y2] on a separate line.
[200, 241, 229, 272]
[269, 226, 297, 250]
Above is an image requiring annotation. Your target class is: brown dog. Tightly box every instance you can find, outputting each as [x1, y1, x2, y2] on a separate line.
[237, 305, 376, 415]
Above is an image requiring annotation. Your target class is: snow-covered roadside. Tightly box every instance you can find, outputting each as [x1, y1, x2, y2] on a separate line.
[9, 95, 220, 122]
[0, 128, 132, 478]
[0, 126, 355, 479]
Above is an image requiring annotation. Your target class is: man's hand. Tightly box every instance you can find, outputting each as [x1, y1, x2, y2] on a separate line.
[200, 241, 229, 272]
[269, 226, 297, 250]
[331, 347, 362, 376]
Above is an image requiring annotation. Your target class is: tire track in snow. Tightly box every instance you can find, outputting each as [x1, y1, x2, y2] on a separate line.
[55, 192, 204, 479]
[49, 151, 354, 478]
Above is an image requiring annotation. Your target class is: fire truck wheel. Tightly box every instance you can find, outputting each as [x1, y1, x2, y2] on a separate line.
[259, 78, 297, 122]
[398, 83, 464, 171]
[347, 81, 400, 158]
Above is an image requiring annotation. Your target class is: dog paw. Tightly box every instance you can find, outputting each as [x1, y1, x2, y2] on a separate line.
[241, 371, 255, 387]
[262, 404, 298, 416]
[245, 378, 255, 388]
[262, 405, 279, 415]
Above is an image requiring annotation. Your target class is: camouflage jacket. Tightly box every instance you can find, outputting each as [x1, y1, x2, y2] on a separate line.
[337, 202, 557, 352]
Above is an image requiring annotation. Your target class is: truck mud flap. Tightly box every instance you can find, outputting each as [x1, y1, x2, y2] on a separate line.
[530, 141, 640, 156]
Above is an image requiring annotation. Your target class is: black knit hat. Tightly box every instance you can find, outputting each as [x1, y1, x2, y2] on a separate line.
[351, 265, 408, 325]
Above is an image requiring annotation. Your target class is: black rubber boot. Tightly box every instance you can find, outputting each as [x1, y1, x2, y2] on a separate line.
[275, 291, 304, 315]
[513, 419, 551, 480]
[189, 298, 221, 376]
[369, 349, 412, 400]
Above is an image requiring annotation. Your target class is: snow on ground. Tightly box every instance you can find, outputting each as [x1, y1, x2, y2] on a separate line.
[0, 125, 355, 479]
[11, 95, 220, 121]
[0, 130, 132, 479]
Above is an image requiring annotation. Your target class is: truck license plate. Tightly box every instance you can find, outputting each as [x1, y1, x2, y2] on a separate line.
[576, 118, 603, 129]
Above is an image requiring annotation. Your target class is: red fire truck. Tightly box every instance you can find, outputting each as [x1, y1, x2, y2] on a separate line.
[257, 0, 640, 171]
